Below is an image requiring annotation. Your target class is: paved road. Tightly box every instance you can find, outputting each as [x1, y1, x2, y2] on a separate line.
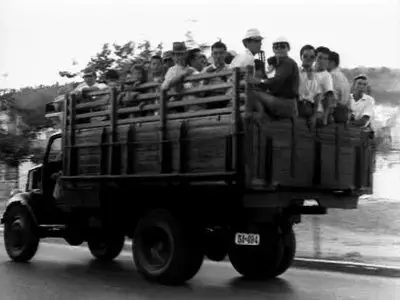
[0, 239, 399, 300]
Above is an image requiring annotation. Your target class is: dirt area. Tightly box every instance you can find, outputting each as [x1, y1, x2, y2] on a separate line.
[295, 198, 400, 266]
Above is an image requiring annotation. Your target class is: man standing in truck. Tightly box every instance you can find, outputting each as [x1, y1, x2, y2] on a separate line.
[230, 28, 263, 72]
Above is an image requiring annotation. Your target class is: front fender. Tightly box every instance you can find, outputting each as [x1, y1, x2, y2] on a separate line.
[1, 192, 38, 225]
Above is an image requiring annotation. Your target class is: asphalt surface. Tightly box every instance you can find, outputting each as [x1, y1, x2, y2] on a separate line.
[0, 239, 399, 300]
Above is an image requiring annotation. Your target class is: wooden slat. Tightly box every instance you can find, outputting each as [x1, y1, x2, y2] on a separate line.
[61, 171, 237, 181]
[167, 82, 232, 97]
[76, 110, 109, 120]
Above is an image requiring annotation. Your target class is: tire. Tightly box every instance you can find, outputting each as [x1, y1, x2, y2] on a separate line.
[271, 227, 296, 277]
[133, 209, 204, 285]
[3, 205, 39, 262]
[87, 234, 125, 261]
[228, 224, 284, 279]
[204, 228, 228, 262]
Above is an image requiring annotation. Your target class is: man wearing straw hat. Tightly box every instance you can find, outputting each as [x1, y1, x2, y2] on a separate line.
[230, 28, 263, 72]
[161, 42, 199, 91]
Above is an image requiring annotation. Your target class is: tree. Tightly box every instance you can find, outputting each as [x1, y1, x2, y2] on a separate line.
[184, 30, 210, 52]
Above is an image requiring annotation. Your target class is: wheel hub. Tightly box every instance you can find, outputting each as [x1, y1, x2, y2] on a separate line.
[142, 228, 172, 270]
[9, 218, 26, 250]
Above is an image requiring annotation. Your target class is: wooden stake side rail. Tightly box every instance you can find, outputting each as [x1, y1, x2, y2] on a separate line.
[59, 66, 374, 196]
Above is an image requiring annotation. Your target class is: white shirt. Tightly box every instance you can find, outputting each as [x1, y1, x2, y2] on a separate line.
[299, 68, 321, 104]
[74, 82, 107, 92]
[229, 48, 255, 71]
[350, 93, 375, 127]
[315, 70, 334, 95]
[161, 65, 199, 90]
[330, 67, 351, 106]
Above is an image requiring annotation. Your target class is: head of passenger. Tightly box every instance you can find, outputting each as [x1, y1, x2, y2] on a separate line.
[162, 51, 175, 71]
[242, 28, 263, 55]
[150, 55, 163, 76]
[315, 46, 331, 71]
[300, 44, 316, 70]
[82, 68, 97, 86]
[104, 69, 120, 88]
[211, 41, 227, 68]
[353, 74, 368, 96]
[130, 64, 147, 84]
[328, 51, 340, 72]
[172, 42, 188, 67]
[187, 48, 203, 71]
[272, 37, 290, 58]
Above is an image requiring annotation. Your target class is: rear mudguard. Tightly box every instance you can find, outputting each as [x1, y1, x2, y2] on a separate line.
[1, 192, 38, 226]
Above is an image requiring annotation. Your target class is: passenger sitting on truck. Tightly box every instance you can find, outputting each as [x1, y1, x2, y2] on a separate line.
[148, 55, 165, 84]
[201, 41, 231, 108]
[162, 51, 175, 72]
[187, 48, 204, 73]
[298, 45, 322, 125]
[314, 46, 335, 125]
[161, 42, 201, 112]
[247, 37, 299, 119]
[104, 69, 121, 89]
[349, 74, 375, 128]
[327, 51, 351, 123]
[118, 69, 147, 117]
[230, 28, 263, 73]
[72, 68, 107, 95]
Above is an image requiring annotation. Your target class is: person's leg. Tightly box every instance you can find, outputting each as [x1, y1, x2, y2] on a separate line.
[250, 90, 295, 118]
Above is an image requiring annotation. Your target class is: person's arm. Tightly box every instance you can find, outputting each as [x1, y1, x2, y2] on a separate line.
[161, 68, 195, 90]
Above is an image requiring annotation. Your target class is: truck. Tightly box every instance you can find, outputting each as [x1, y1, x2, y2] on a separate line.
[1, 67, 375, 285]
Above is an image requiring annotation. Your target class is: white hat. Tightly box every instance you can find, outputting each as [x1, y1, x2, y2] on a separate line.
[243, 28, 263, 41]
[273, 36, 289, 44]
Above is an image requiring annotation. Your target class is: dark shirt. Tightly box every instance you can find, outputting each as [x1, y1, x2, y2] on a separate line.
[261, 56, 299, 99]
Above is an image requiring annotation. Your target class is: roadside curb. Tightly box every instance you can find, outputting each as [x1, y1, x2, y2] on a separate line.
[1, 227, 400, 278]
[293, 257, 400, 278]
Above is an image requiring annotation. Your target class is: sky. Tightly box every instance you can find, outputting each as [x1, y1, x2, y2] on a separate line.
[0, 0, 399, 89]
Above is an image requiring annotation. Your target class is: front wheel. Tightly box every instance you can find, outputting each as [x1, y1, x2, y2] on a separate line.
[87, 233, 125, 261]
[133, 209, 204, 285]
[228, 223, 284, 279]
[3, 205, 39, 262]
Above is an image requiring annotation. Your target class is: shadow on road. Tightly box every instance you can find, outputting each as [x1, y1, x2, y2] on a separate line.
[0, 256, 298, 299]
[228, 276, 295, 294]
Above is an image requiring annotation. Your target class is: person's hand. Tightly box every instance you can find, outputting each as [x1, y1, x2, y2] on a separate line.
[185, 68, 196, 76]
[205, 66, 217, 73]
[248, 76, 261, 85]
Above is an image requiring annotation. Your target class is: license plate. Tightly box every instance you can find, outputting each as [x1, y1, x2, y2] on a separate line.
[235, 233, 260, 246]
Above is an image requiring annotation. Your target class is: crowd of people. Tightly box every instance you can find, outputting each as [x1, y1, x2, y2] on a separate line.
[72, 28, 375, 129]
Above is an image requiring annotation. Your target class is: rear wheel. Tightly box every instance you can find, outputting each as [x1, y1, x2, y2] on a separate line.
[271, 226, 296, 277]
[133, 209, 204, 285]
[87, 233, 125, 261]
[228, 223, 284, 279]
[3, 205, 39, 262]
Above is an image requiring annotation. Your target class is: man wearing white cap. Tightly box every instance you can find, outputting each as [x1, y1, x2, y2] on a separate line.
[248, 36, 299, 118]
[229, 28, 263, 71]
